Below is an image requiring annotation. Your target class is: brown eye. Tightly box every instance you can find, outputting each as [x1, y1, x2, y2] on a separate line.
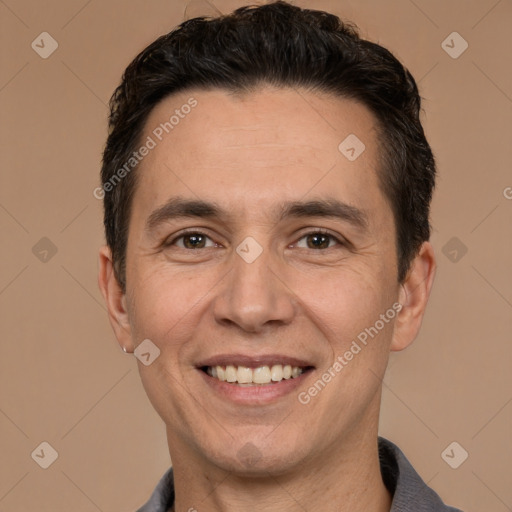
[307, 233, 331, 249]
[182, 234, 207, 249]
[168, 232, 216, 249]
[296, 231, 341, 250]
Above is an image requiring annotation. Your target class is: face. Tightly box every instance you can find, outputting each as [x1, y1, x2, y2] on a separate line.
[100, 86, 430, 476]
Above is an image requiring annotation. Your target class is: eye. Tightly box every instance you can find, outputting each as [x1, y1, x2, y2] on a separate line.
[167, 231, 218, 249]
[294, 230, 343, 250]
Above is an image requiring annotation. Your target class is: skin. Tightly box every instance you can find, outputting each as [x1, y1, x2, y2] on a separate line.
[98, 86, 436, 512]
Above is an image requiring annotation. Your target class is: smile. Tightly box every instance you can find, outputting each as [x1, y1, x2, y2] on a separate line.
[204, 364, 305, 385]
[196, 354, 315, 403]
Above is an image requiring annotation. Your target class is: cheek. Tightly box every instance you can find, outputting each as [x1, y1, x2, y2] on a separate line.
[317, 286, 391, 359]
[126, 267, 216, 425]
[302, 264, 394, 341]
[300, 265, 398, 410]
[127, 264, 220, 351]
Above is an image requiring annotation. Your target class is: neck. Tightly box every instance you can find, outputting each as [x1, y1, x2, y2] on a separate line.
[168, 423, 391, 512]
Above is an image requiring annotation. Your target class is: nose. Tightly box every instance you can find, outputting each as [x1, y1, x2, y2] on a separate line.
[212, 242, 296, 333]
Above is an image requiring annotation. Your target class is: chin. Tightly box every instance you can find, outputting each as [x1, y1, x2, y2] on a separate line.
[200, 434, 309, 477]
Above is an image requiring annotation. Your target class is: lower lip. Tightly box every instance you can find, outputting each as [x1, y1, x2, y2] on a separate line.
[198, 369, 313, 405]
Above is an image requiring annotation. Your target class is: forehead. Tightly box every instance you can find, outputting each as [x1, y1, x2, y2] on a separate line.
[143, 86, 378, 159]
[132, 86, 388, 226]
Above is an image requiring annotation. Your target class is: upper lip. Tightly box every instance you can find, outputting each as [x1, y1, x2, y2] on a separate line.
[197, 354, 315, 369]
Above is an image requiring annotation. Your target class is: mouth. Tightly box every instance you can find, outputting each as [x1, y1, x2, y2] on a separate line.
[201, 363, 312, 385]
[196, 354, 315, 404]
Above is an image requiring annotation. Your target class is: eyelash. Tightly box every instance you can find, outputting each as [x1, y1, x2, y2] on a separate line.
[165, 228, 345, 250]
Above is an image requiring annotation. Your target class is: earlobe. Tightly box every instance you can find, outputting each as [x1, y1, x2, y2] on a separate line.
[390, 241, 436, 352]
[98, 246, 135, 353]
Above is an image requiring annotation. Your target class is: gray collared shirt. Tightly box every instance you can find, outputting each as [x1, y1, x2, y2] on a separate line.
[136, 437, 463, 511]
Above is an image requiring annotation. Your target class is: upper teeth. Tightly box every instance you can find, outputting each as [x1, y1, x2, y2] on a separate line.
[207, 364, 304, 384]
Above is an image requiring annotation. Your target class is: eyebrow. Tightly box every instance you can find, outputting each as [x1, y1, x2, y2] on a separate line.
[145, 196, 369, 233]
[278, 199, 368, 230]
[146, 198, 225, 232]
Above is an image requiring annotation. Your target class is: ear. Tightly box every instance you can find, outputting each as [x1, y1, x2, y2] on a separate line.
[390, 241, 436, 352]
[98, 246, 134, 353]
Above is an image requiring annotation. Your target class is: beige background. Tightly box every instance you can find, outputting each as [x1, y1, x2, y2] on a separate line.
[1, 0, 511, 510]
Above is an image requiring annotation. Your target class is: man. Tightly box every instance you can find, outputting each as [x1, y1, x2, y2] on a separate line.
[97, 2, 463, 511]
